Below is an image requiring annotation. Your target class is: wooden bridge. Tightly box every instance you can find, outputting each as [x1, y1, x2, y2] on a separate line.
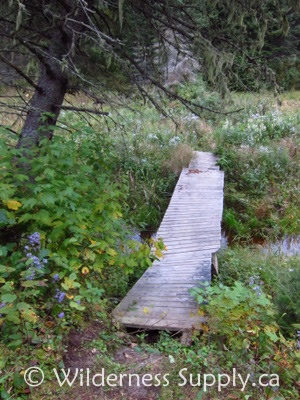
[112, 152, 224, 331]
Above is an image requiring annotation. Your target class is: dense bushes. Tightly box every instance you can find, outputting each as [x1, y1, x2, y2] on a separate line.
[0, 131, 158, 349]
[216, 106, 300, 240]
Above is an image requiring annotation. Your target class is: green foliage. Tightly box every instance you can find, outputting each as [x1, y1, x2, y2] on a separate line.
[218, 110, 300, 146]
[176, 76, 223, 112]
[273, 58, 300, 91]
[217, 247, 300, 336]
[94, 106, 196, 230]
[0, 129, 157, 347]
[190, 280, 299, 397]
[216, 106, 300, 240]
[191, 281, 277, 355]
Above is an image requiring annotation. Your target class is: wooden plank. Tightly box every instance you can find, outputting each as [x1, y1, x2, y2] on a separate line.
[162, 246, 219, 253]
[143, 266, 211, 273]
[152, 252, 211, 261]
[112, 151, 223, 331]
[145, 264, 211, 271]
[161, 214, 222, 218]
[162, 233, 221, 240]
[114, 305, 202, 319]
[143, 264, 211, 271]
[116, 293, 197, 301]
[140, 273, 210, 280]
[125, 285, 204, 295]
[115, 305, 199, 314]
[121, 289, 201, 298]
[151, 261, 211, 267]
[114, 314, 206, 330]
[158, 224, 221, 230]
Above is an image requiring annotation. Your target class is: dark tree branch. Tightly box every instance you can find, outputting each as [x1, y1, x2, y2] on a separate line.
[0, 54, 41, 92]
[0, 124, 20, 136]
[121, 51, 243, 115]
[60, 105, 109, 115]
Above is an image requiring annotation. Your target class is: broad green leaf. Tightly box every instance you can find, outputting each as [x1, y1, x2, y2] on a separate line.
[18, 213, 33, 223]
[63, 237, 79, 247]
[93, 261, 104, 272]
[16, 302, 31, 312]
[68, 272, 76, 280]
[0, 209, 12, 225]
[40, 192, 57, 206]
[22, 198, 38, 208]
[14, 174, 29, 182]
[107, 248, 117, 257]
[33, 209, 52, 226]
[62, 277, 80, 290]
[6, 312, 20, 324]
[196, 295, 204, 304]
[43, 168, 56, 178]
[84, 249, 96, 261]
[1, 293, 17, 303]
[0, 247, 8, 257]
[13, 371, 27, 389]
[0, 265, 14, 274]
[0, 184, 16, 200]
[69, 301, 85, 311]
[0, 390, 11, 400]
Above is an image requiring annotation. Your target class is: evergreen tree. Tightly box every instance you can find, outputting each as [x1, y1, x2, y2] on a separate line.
[0, 0, 298, 149]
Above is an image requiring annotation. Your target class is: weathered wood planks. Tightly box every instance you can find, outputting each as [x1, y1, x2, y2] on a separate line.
[112, 151, 224, 331]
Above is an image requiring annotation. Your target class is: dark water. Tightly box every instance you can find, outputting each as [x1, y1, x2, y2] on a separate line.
[221, 232, 300, 256]
[263, 236, 300, 256]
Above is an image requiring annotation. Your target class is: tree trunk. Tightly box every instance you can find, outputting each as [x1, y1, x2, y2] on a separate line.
[17, 62, 68, 149]
[17, 1, 87, 149]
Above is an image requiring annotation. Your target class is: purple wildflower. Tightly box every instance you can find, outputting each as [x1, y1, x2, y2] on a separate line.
[53, 273, 60, 282]
[28, 272, 35, 280]
[54, 289, 66, 303]
[58, 312, 65, 319]
[31, 255, 41, 268]
[249, 275, 263, 297]
[24, 232, 48, 273]
[28, 232, 41, 248]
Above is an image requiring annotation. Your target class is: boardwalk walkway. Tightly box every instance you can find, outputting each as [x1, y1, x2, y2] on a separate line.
[112, 152, 224, 331]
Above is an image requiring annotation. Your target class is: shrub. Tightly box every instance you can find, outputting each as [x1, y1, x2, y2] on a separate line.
[217, 110, 299, 147]
[191, 280, 299, 397]
[217, 247, 300, 336]
[0, 130, 156, 348]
